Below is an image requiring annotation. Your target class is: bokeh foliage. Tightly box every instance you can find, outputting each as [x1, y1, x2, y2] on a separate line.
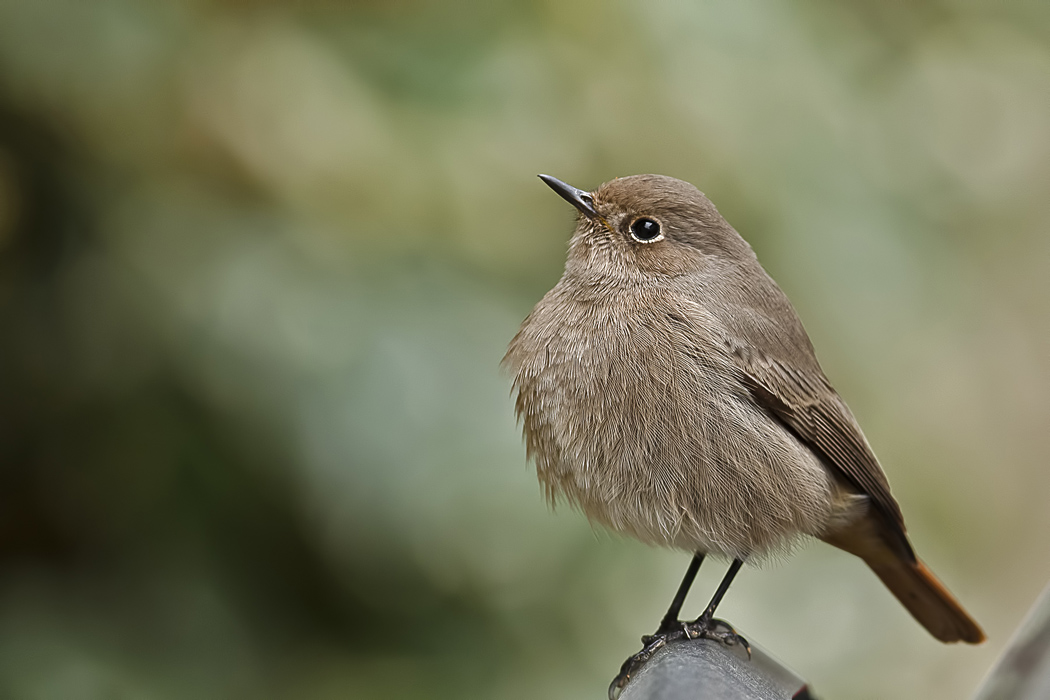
[1, 1, 1048, 698]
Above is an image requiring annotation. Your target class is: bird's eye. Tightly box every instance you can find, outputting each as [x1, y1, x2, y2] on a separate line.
[629, 217, 663, 243]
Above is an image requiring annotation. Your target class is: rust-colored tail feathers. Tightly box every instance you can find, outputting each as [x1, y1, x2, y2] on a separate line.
[867, 556, 984, 643]
[823, 515, 985, 644]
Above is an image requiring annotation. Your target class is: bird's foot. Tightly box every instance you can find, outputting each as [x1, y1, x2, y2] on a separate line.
[684, 616, 752, 659]
[608, 622, 689, 700]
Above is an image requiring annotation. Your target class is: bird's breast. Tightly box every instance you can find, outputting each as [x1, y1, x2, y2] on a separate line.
[505, 284, 845, 559]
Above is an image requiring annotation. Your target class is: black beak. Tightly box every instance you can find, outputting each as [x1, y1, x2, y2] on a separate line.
[538, 174, 598, 219]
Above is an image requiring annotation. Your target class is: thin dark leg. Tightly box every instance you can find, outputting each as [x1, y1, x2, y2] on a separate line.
[609, 553, 706, 700]
[656, 552, 704, 632]
[682, 558, 750, 657]
[693, 557, 744, 626]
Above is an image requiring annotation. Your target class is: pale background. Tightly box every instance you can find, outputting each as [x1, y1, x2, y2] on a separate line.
[0, 1, 1048, 699]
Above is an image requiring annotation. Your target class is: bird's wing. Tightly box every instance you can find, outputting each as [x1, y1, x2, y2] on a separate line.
[725, 335, 913, 559]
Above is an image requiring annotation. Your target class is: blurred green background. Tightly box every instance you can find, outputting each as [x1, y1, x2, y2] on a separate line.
[1, 1, 1048, 698]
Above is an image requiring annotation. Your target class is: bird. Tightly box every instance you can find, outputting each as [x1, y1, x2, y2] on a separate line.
[503, 173, 984, 695]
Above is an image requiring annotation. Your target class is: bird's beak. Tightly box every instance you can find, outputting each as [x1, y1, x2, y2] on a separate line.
[538, 174, 599, 219]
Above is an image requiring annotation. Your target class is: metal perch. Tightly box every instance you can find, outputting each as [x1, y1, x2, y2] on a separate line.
[617, 624, 813, 700]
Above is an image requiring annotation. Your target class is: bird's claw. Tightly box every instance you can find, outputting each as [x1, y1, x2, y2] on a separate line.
[608, 624, 688, 700]
[609, 618, 752, 698]
[684, 617, 752, 659]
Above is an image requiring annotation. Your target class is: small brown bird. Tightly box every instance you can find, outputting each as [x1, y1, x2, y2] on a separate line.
[504, 174, 984, 693]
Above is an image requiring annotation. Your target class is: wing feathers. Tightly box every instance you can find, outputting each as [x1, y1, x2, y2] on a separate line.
[734, 349, 912, 559]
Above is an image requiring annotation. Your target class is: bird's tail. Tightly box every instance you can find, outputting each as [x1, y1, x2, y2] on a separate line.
[823, 514, 985, 644]
[866, 555, 985, 643]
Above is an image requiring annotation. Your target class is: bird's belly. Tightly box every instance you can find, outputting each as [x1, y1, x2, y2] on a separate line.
[544, 390, 843, 559]
[508, 298, 850, 559]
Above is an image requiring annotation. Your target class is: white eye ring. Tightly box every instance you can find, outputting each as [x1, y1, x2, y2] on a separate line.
[629, 217, 663, 243]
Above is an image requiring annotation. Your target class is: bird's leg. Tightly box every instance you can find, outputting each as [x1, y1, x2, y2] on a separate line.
[684, 558, 751, 656]
[652, 551, 705, 636]
[688, 557, 742, 629]
[609, 552, 705, 700]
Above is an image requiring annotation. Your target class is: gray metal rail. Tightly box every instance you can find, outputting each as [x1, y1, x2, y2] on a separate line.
[974, 583, 1050, 700]
[618, 627, 813, 700]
